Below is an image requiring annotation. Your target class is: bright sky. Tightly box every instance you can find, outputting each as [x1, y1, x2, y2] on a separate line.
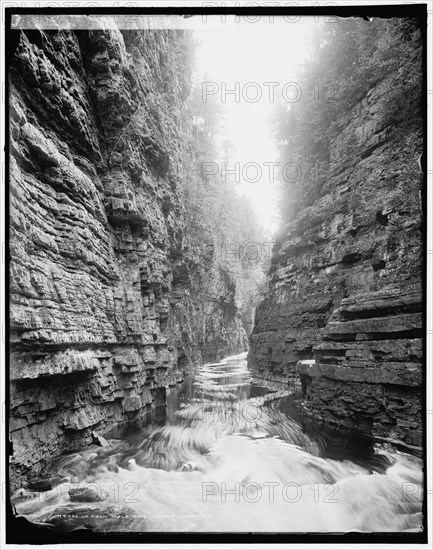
[194, 17, 315, 233]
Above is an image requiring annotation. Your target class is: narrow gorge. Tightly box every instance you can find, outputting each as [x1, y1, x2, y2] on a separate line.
[7, 10, 425, 539]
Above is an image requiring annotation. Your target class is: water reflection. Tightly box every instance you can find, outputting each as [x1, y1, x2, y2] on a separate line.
[12, 352, 423, 533]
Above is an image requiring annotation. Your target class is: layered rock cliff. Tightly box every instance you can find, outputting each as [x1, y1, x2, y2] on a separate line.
[9, 24, 247, 486]
[249, 18, 424, 446]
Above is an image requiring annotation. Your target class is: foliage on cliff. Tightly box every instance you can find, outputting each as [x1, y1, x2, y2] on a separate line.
[274, 17, 423, 224]
[181, 73, 269, 339]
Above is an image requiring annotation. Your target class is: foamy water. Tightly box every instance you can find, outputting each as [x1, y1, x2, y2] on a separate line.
[12, 352, 423, 533]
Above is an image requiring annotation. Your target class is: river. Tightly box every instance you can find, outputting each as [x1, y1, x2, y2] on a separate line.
[12, 352, 423, 533]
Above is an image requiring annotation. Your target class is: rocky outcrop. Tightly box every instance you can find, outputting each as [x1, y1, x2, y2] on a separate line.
[9, 24, 246, 487]
[249, 66, 423, 444]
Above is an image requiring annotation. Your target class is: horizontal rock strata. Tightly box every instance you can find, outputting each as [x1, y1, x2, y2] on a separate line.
[9, 25, 246, 488]
[249, 66, 423, 444]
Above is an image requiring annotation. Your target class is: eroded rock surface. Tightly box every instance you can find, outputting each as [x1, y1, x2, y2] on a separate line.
[249, 75, 423, 444]
[9, 25, 247, 487]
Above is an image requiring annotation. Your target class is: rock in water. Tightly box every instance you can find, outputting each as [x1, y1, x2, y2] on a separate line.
[69, 487, 109, 503]
[92, 431, 110, 448]
[27, 476, 65, 492]
[27, 479, 53, 492]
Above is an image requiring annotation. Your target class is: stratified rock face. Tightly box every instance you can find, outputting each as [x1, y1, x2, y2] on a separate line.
[248, 78, 423, 444]
[9, 25, 246, 486]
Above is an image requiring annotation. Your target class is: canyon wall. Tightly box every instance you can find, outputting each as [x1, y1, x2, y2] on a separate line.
[9, 24, 246, 487]
[249, 18, 424, 446]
